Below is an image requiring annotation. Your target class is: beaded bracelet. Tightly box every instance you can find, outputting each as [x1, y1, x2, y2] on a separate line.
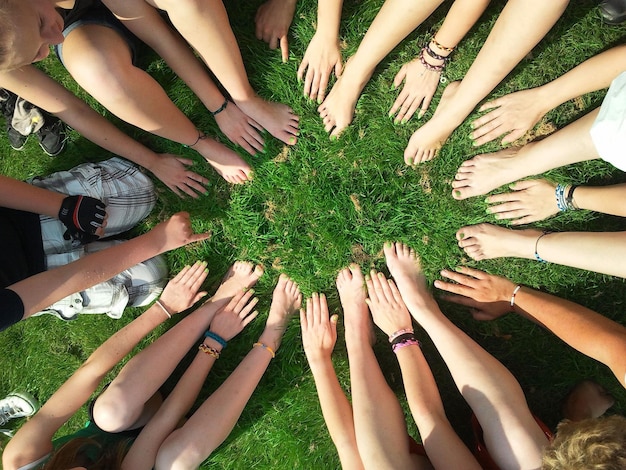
[253, 342, 275, 358]
[534, 231, 550, 263]
[566, 185, 579, 210]
[210, 99, 229, 116]
[199, 343, 221, 359]
[555, 183, 569, 212]
[392, 338, 422, 354]
[424, 42, 450, 63]
[430, 36, 455, 53]
[388, 328, 414, 343]
[419, 48, 445, 73]
[205, 330, 228, 349]
[510, 285, 522, 307]
[390, 332, 417, 347]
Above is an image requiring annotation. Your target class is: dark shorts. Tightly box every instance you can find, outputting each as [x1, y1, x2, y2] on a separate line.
[54, 0, 139, 66]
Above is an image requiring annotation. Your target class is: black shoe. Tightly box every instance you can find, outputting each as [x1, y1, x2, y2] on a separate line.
[37, 113, 67, 157]
[599, 0, 626, 24]
[0, 88, 27, 150]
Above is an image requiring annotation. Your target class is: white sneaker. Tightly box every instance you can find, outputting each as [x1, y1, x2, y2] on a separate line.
[0, 392, 39, 427]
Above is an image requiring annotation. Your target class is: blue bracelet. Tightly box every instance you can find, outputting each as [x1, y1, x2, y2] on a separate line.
[204, 330, 227, 349]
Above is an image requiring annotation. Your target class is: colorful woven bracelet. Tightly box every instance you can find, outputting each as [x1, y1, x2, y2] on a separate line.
[199, 343, 221, 359]
[205, 330, 228, 349]
[253, 342, 275, 358]
[392, 339, 422, 354]
[388, 328, 414, 343]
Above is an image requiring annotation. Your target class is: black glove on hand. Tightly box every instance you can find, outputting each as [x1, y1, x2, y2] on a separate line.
[58, 195, 106, 244]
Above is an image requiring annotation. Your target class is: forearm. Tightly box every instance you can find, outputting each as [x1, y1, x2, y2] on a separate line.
[513, 288, 626, 387]
[316, 0, 343, 39]
[0, 175, 64, 217]
[309, 357, 364, 470]
[10, 228, 166, 317]
[396, 345, 480, 469]
[535, 45, 626, 113]
[434, 0, 491, 49]
[571, 184, 626, 217]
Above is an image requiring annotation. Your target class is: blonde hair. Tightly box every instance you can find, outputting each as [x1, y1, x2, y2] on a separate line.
[542, 415, 626, 470]
[0, 0, 18, 70]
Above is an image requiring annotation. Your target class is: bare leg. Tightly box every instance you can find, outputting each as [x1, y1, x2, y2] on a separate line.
[337, 265, 423, 469]
[145, 0, 300, 145]
[384, 242, 549, 470]
[456, 224, 626, 278]
[452, 109, 600, 200]
[93, 262, 263, 432]
[404, 0, 569, 165]
[62, 25, 252, 183]
[154, 275, 301, 470]
[318, 0, 444, 137]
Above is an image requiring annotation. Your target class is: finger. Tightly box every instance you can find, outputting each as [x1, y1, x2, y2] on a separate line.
[239, 296, 260, 318]
[176, 157, 195, 167]
[310, 293, 321, 325]
[303, 67, 314, 99]
[334, 60, 343, 77]
[225, 290, 247, 311]
[389, 95, 403, 117]
[375, 272, 395, 302]
[319, 293, 329, 316]
[171, 264, 192, 284]
[316, 71, 330, 104]
[169, 183, 184, 199]
[309, 71, 321, 103]
[404, 97, 424, 123]
[387, 279, 406, 306]
[478, 98, 502, 112]
[454, 266, 489, 280]
[177, 183, 201, 199]
[330, 314, 339, 335]
[186, 174, 210, 192]
[473, 126, 507, 146]
[268, 34, 278, 49]
[242, 310, 259, 327]
[297, 60, 308, 83]
[418, 92, 433, 119]
[393, 66, 407, 88]
[501, 129, 526, 145]
[438, 268, 477, 287]
[300, 308, 308, 331]
[234, 289, 256, 312]
[280, 35, 289, 63]
[433, 279, 473, 297]
[187, 232, 212, 244]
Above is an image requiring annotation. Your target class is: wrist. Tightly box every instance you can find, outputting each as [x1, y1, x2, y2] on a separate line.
[202, 336, 224, 353]
[307, 353, 334, 370]
[535, 83, 562, 114]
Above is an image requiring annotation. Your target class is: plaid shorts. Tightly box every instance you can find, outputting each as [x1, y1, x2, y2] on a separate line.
[29, 158, 167, 319]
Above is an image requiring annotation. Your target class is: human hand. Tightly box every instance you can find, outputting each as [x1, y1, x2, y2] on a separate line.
[150, 211, 211, 253]
[297, 33, 343, 103]
[434, 267, 517, 320]
[214, 101, 265, 155]
[389, 57, 441, 123]
[255, 0, 297, 63]
[208, 289, 259, 341]
[471, 88, 548, 146]
[149, 153, 209, 198]
[365, 271, 412, 337]
[58, 195, 107, 244]
[158, 261, 209, 315]
[300, 293, 338, 363]
[486, 179, 559, 225]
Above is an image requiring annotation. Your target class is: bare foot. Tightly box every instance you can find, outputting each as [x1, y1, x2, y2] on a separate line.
[451, 146, 529, 200]
[456, 224, 543, 261]
[195, 137, 253, 184]
[258, 274, 302, 351]
[213, 261, 264, 303]
[317, 60, 371, 138]
[235, 95, 299, 146]
[403, 80, 461, 166]
[336, 264, 375, 346]
[383, 242, 434, 314]
[562, 380, 615, 422]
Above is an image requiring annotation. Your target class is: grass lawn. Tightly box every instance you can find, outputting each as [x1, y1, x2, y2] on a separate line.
[1, 0, 626, 467]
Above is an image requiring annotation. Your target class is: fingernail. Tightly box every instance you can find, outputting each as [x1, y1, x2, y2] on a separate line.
[377, 272, 385, 278]
[401, 118, 407, 125]
[390, 84, 396, 91]
[418, 111, 424, 119]
[317, 98, 322, 104]
[365, 274, 370, 281]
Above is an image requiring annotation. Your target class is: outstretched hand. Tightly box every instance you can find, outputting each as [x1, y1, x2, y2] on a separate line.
[471, 88, 548, 146]
[255, 0, 297, 63]
[434, 267, 516, 321]
[214, 102, 265, 155]
[365, 271, 412, 336]
[150, 153, 209, 198]
[151, 211, 211, 253]
[297, 34, 343, 103]
[486, 179, 559, 225]
[208, 289, 259, 341]
[300, 293, 338, 363]
[389, 58, 441, 123]
[158, 261, 209, 315]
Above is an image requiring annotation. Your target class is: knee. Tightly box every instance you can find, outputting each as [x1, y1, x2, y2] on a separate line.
[127, 254, 168, 307]
[92, 391, 138, 433]
[156, 431, 211, 470]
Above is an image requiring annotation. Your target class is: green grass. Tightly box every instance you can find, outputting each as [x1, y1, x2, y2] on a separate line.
[1, 0, 626, 467]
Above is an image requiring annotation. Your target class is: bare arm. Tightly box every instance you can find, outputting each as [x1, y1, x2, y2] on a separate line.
[10, 212, 209, 319]
[2, 261, 209, 470]
[0, 175, 64, 217]
[301, 295, 365, 470]
[572, 183, 626, 217]
[366, 273, 481, 469]
[436, 267, 626, 387]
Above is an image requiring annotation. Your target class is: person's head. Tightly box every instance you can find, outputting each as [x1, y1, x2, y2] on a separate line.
[542, 415, 626, 470]
[41, 437, 128, 470]
[0, 0, 64, 71]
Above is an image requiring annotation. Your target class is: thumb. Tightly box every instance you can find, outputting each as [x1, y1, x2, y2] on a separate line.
[330, 314, 339, 334]
[280, 36, 289, 63]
